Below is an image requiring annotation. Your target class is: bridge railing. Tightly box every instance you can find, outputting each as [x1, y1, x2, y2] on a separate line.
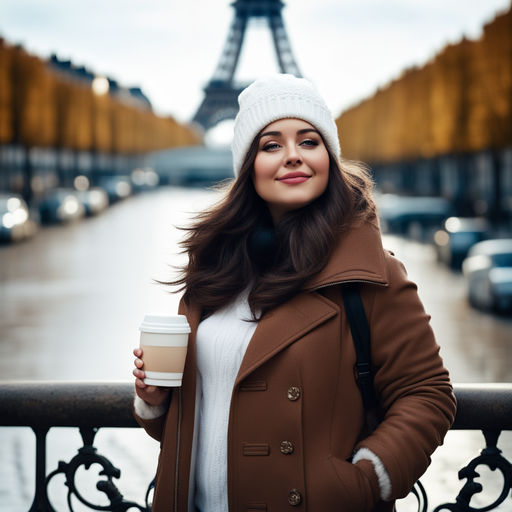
[1, 382, 511, 512]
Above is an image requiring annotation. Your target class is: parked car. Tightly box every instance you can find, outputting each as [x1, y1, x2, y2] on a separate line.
[377, 194, 454, 241]
[462, 239, 512, 313]
[434, 217, 490, 269]
[75, 187, 109, 216]
[99, 176, 132, 204]
[0, 193, 38, 242]
[38, 188, 86, 224]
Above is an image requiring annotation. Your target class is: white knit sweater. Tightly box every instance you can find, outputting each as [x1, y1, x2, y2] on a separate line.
[193, 292, 257, 512]
[134, 295, 391, 508]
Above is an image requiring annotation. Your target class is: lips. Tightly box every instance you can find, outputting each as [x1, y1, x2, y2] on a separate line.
[276, 172, 311, 184]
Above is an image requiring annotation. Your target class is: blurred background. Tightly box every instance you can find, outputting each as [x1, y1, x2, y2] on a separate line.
[1, 0, 512, 510]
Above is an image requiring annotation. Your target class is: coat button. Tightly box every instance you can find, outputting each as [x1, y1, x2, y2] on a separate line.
[280, 440, 294, 454]
[288, 489, 302, 506]
[287, 386, 301, 401]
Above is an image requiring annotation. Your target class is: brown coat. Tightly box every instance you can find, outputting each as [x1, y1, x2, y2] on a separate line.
[135, 221, 456, 512]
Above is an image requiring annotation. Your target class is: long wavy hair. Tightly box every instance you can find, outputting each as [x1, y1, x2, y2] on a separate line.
[171, 132, 376, 319]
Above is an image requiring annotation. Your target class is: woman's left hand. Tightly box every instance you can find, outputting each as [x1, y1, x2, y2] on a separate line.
[133, 347, 172, 406]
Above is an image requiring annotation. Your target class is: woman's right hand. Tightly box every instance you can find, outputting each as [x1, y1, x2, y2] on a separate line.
[133, 348, 172, 406]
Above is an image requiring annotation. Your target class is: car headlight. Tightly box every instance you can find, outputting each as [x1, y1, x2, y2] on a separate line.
[2, 212, 14, 229]
[57, 196, 80, 218]
[2, 208, 28, 228]
[7, 197, 21, 212]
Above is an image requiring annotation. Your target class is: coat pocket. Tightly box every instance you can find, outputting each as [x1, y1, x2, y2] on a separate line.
[328, 455, 375, 511]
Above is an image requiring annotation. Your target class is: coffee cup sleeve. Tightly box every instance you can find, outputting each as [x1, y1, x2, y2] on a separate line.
[133, 395, 168, 420]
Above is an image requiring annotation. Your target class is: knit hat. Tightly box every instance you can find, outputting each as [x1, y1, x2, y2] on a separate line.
[231, 74, 341, 177]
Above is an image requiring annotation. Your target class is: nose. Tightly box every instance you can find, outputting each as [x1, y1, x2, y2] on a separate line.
[284, 145, 302, 167]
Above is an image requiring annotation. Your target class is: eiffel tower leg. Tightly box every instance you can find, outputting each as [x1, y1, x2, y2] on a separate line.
[268, 14, 302, 77]
[212, 15, 248, 84]
[192, 85, 244, 131]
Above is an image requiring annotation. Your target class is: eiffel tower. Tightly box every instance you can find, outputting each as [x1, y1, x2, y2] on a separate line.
[192, 0, 302, 131]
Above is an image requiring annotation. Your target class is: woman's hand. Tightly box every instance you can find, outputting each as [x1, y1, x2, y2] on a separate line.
[133, 348, 171, 406]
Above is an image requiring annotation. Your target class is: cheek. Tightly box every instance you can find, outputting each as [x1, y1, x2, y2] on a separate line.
[313, 153, 330, 194]
[318, 152, 330, 174]
[310, 151, 330, 180]
[253, 154, 275, 179]
[252, 156, 276, 193]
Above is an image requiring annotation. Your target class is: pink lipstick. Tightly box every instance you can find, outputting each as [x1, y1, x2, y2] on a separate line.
[277, 172, 311, 184]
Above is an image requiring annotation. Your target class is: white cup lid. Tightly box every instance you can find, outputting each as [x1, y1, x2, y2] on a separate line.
[139, 314, 191, 334]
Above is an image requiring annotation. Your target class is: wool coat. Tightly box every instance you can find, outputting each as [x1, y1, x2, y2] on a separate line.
[135, 220, 456, 512]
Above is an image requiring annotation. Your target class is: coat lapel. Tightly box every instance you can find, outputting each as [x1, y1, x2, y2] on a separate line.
[235, 291, 338, 386]
[305, 220, 388, 290]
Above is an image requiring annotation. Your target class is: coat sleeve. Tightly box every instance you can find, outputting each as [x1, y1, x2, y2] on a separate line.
[132, 388, 173, 442]
[355, 251, 457, 500]
[133, 408, 167, 442]
[132, 394, 170, 442]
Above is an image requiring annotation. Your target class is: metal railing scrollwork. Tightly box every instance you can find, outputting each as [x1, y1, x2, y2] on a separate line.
[44, 426, 153, 512]
[433, 429, 512, 512]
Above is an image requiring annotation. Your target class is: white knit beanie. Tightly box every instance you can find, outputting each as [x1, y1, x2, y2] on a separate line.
[231, 74, 341, 177]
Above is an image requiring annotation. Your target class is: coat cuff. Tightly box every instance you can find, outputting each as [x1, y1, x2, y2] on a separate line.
[352, 447, 392, 501]
[133, 395, 167, 420]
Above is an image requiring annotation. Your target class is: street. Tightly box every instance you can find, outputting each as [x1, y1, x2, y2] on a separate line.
[1, 186, 511, 510]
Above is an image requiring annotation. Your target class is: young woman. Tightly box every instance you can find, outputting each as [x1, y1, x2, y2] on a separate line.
[132, 74, 456, 512]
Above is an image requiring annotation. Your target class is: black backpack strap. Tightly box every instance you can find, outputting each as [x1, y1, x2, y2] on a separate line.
[341, 282, 380, 432]
[342, 283, 427, 512]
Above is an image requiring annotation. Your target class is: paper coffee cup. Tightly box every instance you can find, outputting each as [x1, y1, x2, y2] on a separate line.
[139, 314, 191, 387]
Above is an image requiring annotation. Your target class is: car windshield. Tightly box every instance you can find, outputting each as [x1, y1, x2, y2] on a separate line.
[452, 232, 480, 245]
[492, 253, 512, 267]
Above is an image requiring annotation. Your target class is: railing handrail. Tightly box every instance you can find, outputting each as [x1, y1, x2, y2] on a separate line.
[1, 381, 511, 430]
[0, 381, 138, 428]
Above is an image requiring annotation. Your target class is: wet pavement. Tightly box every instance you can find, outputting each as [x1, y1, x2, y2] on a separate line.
[1, 186, 511, 510]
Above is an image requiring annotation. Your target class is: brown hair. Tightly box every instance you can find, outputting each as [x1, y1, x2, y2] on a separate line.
[171, 135, 376, 319]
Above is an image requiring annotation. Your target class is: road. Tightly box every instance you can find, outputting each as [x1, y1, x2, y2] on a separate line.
[1, 186, 511, 510]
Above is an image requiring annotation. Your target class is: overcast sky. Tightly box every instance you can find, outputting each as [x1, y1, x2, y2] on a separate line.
[1, 0, 510, 137]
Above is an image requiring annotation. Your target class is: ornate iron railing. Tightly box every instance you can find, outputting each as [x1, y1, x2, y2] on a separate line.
[1, 382, 511, 512]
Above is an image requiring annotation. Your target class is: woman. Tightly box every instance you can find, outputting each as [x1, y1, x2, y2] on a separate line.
[133, 74, 456, 511]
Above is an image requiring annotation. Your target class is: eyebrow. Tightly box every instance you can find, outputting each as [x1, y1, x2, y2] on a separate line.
[259, 128, 320, 139]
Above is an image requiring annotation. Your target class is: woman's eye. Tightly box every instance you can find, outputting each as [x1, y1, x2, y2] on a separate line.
[300, 139, 319, 147]
[262, 142, 280, 151]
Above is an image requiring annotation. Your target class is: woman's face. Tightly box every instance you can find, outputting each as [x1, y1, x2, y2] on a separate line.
[252, 118, 330, 222]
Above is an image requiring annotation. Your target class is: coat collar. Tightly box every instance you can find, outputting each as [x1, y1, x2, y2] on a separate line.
[234, 220, 389, 383]
[305, 219, 389, 291]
